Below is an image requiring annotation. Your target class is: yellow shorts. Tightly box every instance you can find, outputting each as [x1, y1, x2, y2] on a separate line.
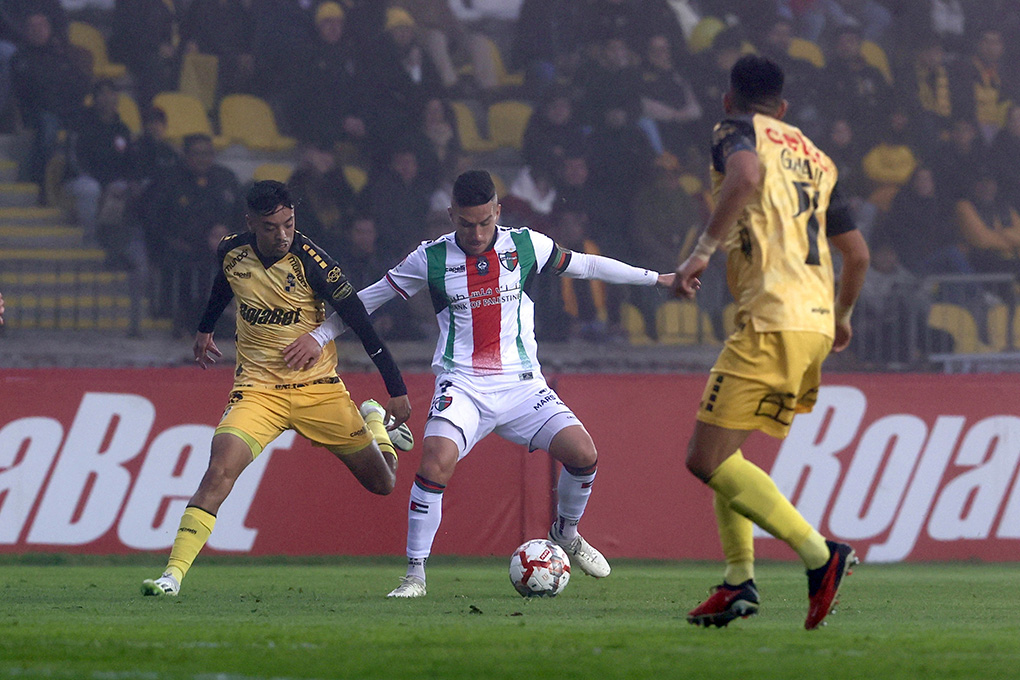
[696, 325, 833, 439]
[215, 378, 373, 458]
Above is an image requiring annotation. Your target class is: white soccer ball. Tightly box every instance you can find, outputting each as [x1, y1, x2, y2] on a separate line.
[509, 539, 571, 597]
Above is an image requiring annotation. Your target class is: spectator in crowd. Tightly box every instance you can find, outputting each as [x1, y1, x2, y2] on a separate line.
[511, 0, 583, 94]
[575, 35, 642, 130]
[285, 1, 367, 149]
[990, 104, 1020, 206]
[860, 106, 920, 219]
[393, 0, 498, 94]
[10, 12, 89, 188]
[130, 106, 179, 196]
[820, 24, 893, 146]
[145, 133, 242, 335]
[897, 0, 967, 56]
[825, 119, 869, 209]
[286, 142, 358, 256]
[110, 0, 181, 107]
[0, 0, 68, 124]
[902, 32, 954, 142]
[930, 116, 985, 209]
[250, 0, 314, 104]
[500, 162, 558, 233]
[578, 0, 684, 56]
[361, 143, 433, 264]
[881, 166, 971, 276]
[553, 143, 596, 217]
[638, 33, 703, 158]
[954, 169, 1020, 276]
[689, 27, 745, 140]
[521, 84, 585, 173]
[792, 0, 893, 46]
[63, 79, 133, 250]
[755, 15, 823, 136]
[415, 97, 461, 186]
[950, 25, 1019, 143]
[362, 7, 444, 162]
[180, 0, 255, 97]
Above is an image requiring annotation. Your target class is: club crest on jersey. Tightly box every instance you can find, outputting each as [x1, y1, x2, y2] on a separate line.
[285, 273, 296, 291]
[499, 250, 518, 271]
[475, 255, 490, 276]
[433, 394, 453, 411]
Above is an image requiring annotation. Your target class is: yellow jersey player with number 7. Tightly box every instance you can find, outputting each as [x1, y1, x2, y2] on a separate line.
[672, 55, 870, 629]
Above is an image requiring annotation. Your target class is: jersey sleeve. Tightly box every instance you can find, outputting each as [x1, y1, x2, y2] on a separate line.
[711, 117, 757, 174]
[825, 182, 857, 237]
[196, 233, 242, 333]
[381, 242, 431, 300]
[522, 229, 558, 273]
[299, 237, 407, 397]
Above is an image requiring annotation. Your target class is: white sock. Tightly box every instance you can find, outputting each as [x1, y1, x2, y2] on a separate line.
[554, 467, 596, 541]
[406, 475, 444, 580]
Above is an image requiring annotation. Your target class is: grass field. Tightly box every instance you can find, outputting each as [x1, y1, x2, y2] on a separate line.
[1, 556, 1018, 680]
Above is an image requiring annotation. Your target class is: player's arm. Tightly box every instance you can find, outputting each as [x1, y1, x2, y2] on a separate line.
[826, 183, 870, 353]
[0, 289, 5, 325]
[193, 268, 233, 368]
[673, 120, 760, 299]
[549, 245, 674, 288]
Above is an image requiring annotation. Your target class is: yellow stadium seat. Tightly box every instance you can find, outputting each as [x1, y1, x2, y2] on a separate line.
[68, 21, 127, 80]
[252, 163, 294, 183]
[861, 40, 893, 84]
[118, 93, 141, 135]
[487, 100, 532, 150]
[656, 301, 719, 345]
[688, 16, 726, 54]
[219, 94, 297, 152]
[342, 165, 368, 193]
[480, 35, 524, 88]
[179, 52, 219, 112]
[788, 37, 825, 68]
[151, 92, 223, 145]
[450, 101, 497, 152]
[927, 303, 991, 353]
[985, 303, 1020, 351]
[620, 302, 652, 345]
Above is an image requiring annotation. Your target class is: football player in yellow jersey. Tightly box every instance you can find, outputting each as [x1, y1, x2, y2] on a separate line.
[142, 181, 412, 597]
[673, 55, 870, 629]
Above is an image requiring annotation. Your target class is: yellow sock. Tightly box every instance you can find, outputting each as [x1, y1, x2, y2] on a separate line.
[714, 490, 755, 585]
[363, 409, 396, 461]
[708, 451, 829, 570]
[165, 506, 216, 583]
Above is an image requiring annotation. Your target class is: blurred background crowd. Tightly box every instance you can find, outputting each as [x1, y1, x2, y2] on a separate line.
[2, 0, 1020, 370]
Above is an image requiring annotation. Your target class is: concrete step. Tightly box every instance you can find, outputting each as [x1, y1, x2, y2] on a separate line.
[0, 270, 128, 296]
[0, 159, 19, 183]
[0, 224, 84, 248]
[0, 182, 40, 207]
[0, 132, 31, 162]
[0, 206, 66, 227]
[0, 246, 106, 264]
[3, 315, 171, 331]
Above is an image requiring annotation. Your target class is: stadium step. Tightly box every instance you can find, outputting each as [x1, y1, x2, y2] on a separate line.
[0, 246, 107, 263]
[0, 224, 85, 248]
[0, 182, 41, 207]
[0, 159, 19, 183]
[0, 206, 65, 227]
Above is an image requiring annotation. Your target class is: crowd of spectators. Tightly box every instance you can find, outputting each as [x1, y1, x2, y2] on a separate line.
[2, 0, 1020, 355]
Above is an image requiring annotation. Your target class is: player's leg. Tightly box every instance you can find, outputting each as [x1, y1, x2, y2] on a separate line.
[334, 440, 396, 496]
[387, 433, 460, 598]
[142, 432, 254, 596]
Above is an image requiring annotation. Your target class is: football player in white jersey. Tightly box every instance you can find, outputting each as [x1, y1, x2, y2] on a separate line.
[283, 170, 675, 597]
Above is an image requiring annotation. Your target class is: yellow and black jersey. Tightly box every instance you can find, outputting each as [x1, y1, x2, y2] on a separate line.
[198, 230, 406, 396]
[710, 113, 856, 337]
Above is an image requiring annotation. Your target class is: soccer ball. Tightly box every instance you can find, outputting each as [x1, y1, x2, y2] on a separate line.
[509, 539, 571, 597]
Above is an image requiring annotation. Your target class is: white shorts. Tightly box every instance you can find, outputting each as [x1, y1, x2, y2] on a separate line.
[424, 376, 580, 459]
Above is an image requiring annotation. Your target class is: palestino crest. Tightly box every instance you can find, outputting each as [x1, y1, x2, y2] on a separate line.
[499, 250, 519, 271]
[433, 394, 453, 412]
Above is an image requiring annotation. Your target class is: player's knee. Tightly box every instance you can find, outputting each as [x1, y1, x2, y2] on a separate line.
[685, 444, 714, 483]
[364, 469, 396, 496]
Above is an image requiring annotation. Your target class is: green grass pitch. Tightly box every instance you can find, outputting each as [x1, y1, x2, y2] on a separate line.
[1, 556, 1019, 680]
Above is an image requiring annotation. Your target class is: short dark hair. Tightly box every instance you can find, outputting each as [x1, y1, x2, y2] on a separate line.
[247, 180, 294, 215]
[142, 105, 167, 125]
[730, 54, 784, 112]
[452, 170, 496, 207]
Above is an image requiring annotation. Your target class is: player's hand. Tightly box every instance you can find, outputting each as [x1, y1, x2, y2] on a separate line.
[193, 331, 222, 369]
[832, 320, 852, 353]
[656, 272, 676, 288]
[283, 333, 322, 370]
[0, 290, 5, 325]
[672, 255, 708, 299]
[385, 395, 412, 429]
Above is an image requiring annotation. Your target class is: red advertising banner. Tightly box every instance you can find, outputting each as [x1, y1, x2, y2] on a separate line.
[1, 369, 1018, 563]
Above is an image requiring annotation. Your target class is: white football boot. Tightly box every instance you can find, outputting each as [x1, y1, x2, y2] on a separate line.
[386, 575, 427, 598]
[360, 399, 414, 451]
[548, 526, 611, 578]
[141, 572, 180, 596]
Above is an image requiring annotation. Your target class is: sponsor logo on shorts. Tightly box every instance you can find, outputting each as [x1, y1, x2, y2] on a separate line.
[350, 427, 366, 437]
[532, 392, 561, 411]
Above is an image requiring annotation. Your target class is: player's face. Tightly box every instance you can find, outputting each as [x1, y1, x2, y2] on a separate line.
[249, 205, 295, 258]
[450, 199, 499, 256]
